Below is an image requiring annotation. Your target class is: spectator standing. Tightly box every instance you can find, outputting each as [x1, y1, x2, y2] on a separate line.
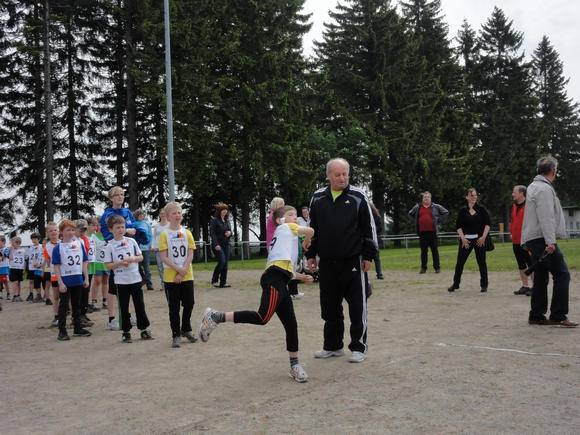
[408, 192, 448, 273]
[522, 156, 577, 327]
[134, 209, 153, 290]
[510, 185, 533, 296]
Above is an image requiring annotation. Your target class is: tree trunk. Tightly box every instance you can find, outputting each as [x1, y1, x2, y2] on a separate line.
[241, 202, 250, 259]
[125, 0, 138, 210]
[66, 16, 79, 219]
[43, 0, 55, 222]
[259, 194, 266, 254]
[33, 3, 46, 235]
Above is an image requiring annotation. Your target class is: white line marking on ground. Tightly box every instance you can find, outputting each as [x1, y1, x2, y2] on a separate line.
[435, 343, 580, 359]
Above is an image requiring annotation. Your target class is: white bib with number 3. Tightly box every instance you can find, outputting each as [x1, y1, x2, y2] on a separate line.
[166, 229, 188, 267]
[59, 243, 83, 277]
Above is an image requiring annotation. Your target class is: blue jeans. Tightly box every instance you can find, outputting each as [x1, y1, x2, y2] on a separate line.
[212, 245, 230, 286]
[526, 238, 570, 322]
[138, 250, 153, 289]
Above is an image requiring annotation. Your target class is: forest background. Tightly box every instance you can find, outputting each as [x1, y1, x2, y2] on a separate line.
[1, 0, 579, 252]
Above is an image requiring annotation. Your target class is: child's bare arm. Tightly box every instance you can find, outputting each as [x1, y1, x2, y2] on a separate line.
[295, 272, 314, 284]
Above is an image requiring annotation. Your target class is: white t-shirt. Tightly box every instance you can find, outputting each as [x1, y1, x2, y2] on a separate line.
[27, 245, 44, 271]
[162, 228, 189, 267]
[9, 247, 26, 270]
[152, 222, 170, 250]
[104, 237, 142, 285]
[267, 223, 299, 276]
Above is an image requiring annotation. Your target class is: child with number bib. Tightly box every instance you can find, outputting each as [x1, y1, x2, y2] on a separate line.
[199, 205, 314, 382]
[51, 220, 91, 341]
[159, 202, 197, 348]
[104, 215, 153, 343]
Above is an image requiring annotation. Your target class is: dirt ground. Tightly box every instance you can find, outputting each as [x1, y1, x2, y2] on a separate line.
[1, 268, 579, 434]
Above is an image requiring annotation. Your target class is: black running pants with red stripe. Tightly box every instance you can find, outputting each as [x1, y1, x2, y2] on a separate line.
[318, 256, 368, 353]
[233, 267, 298, 352]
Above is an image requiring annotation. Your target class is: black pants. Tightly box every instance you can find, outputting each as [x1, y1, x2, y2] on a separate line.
[164, 280, 195, 338]
[233, 267, 298, 352]
[526, 238, 570, 322]
[452, 239, 488, 288]
[117, 282, 150, 333]
[419, 231, 440, 270]
[318, 256, 367, 353]
[58, 285, 82, 333]
[80, 276, 91, 315]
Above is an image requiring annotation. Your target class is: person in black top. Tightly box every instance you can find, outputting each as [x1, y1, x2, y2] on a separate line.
[306, 158, 378, 363]
[210, 203, 232, 288]
[448, 188, 491, 293]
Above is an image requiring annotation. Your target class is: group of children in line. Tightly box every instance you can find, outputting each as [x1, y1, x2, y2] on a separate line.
[1, 186, 315, 382]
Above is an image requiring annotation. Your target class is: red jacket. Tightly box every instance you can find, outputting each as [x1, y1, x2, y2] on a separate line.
[510, 202, 526, 245]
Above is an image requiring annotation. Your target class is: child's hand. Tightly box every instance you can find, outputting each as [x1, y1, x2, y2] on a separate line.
[302, 274, 314, 285]
[121, 260, 130, 268]
[174, 273, 183, 284]
[83, 279, 89, 288]
[59, 284, 67, 293]
[302, 238, 311, 251]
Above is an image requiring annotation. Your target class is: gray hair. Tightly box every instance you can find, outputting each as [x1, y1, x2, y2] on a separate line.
[514, 185, 527, 196]
[537, 156, 558, 175]
[421, 191, 432, 199]
[326, 158, 350, 174]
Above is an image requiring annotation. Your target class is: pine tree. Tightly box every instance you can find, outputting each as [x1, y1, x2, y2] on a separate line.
[532, 36, 580, 203]
[473, 7, 538, 224]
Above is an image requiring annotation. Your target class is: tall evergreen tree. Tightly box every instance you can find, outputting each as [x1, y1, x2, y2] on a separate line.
[532, 35, 580, 203]
[473, 7, 538, 224]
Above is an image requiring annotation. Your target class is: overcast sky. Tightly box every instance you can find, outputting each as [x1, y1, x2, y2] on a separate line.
[301, 0, 580, 104]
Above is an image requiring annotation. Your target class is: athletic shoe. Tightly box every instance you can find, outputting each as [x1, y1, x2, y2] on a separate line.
[6, 293, 12, 300]
[140, 329, 154, 340]
[289, 363, 308, 383]
[45, 298, 53, 306]
[57, 331, 70, 341]
[80, 319, 94, 328]
[86, 305, 94, 313]
[102, 300, 108, 309]
[73, 328, 92, 337]
[146, 286, 154, 291]
[211, 282, 220, 288]
[90, 301, 101, 311]
[50, 318, 59, 327]
[130, 316, 136, 326]
[172, 336, 181, 348]
[13, 295, 22, 302]
[526, 288, 533, 296]
[314, 348, 345, 358]
[219, 284, 231, 288]
[291, 292, 304, 300]
[182, 331, 198, 343]
[349, 351, 367, 363]
[107, 318, 120, 331]
[122, 332, 132, 343]
[34, 294, 43, 303]
[376, 274, 384, 279]
[514, 286, 529, 295]
[199, 307, 218, 342]
[447, 284, 458, 292]
[26, 293, 34, 302]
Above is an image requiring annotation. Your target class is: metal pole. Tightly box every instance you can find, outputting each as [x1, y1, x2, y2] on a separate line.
[164, 0, 175, 201]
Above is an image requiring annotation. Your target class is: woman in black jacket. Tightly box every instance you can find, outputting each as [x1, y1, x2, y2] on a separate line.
[210, 203, 232, 288]
[448, 188, 491, 293]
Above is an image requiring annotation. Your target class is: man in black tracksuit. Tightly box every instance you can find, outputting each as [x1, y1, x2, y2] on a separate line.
[306, 158, 378, 363]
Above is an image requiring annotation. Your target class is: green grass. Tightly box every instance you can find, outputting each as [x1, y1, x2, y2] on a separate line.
[184, 238, 580, 273]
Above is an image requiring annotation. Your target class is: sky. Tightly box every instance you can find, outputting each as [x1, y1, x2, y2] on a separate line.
[301, 0, 580, 104]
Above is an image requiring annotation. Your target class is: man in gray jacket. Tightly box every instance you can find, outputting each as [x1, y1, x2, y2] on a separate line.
[408, 192, 448, 273]
[521, 156, 577, 327]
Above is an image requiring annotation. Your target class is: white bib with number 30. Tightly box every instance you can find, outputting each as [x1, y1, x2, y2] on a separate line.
[166, 229, 188, 267]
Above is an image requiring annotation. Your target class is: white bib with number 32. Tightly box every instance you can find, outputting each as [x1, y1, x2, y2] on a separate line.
[59, 243, 83, 277]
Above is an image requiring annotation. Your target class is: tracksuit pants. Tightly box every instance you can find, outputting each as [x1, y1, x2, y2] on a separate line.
[117, 282, 150, 333]
[58, 285, 82, 333]
[164, 280, 195, 338]
[233, 267, 298, 352]
[318, 256, 368, 354]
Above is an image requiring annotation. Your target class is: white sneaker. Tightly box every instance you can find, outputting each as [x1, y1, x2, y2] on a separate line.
[130, 316, 136, 326]
[107, 318, 120, 331]
[291, 292, 304, 300]
[314, 348, 345, 358]
[349, 351, 367, 363]
[289, 363, 308, 382]
[50, 318, 59, 327]
[199, 307, 218, 342]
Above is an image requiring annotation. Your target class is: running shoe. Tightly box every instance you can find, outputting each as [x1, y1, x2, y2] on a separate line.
[6, 293, 12, 300]
[199, 307, 218, 342]
[50, 318, 59, 327]
[349, 351, 367, 363]
[289, 363, 308, 383]
[314, 348, 345, 358]
[140, 329, 154, 340]
[45, 298, 53, 306]
[106, 318, 120, 331]
[182, 331, 198, 343]
[130, 316, 136, 326]
[73, 328, 92, 337]
[291, 292, 304, 300]
[34, 294, 43, 303]
[26, 293, 34, 302]
[172, 336, 181, 348]
[58, 331, 70, 341]
[122, 332, 132, 343]
[102, 300, 108, 309]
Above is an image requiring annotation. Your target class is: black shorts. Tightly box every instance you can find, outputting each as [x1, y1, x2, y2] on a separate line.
[43, 272, 51, 286]
[33, 274, 43, 289]
[9, 269, 24, 282]
[513, 244, 532, 270]
[108, 270, 117, 295]
[51, 280, 59, 288]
